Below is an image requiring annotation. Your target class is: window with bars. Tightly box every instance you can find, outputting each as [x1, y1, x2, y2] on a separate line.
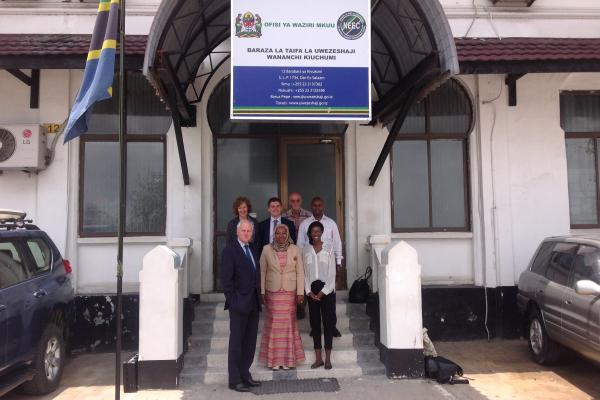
[562, 92, 600, 228]
[78, 71, 171, 237]
[391, 79, 473, 232]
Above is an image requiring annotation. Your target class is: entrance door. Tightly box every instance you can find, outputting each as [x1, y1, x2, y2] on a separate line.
[281, 138, 343, 231]
[214, 136, 344, 291]
[281, 138, 346, 290]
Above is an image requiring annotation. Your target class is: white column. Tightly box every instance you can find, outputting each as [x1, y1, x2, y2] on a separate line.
[138, 245, 184, 389]
[378, 240, 424, 378]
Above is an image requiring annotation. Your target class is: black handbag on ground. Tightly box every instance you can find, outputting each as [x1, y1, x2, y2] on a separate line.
[348, 266, 372, 303]
[424, 356, 468, 384]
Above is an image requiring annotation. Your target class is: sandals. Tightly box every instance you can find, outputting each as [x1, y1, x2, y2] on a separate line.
[310, 360, 324, 369]
[271, 365, 293, 370]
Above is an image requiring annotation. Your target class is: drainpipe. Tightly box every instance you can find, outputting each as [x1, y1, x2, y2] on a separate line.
[477, 74, 504, 341]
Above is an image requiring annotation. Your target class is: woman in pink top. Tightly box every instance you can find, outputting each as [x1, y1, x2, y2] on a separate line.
[259, 224, 305, 370]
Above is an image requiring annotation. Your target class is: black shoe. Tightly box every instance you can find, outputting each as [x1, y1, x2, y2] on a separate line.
[333, 328, 342, 338]
[242, 378, 261, 387]
[229, 383, 250, 392]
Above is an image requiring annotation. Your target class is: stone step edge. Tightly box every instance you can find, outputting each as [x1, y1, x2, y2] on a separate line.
[195, 302, 362, 310]
[180, 363, 386, 377]
[185, 344, 379, 357]
[188, 331, 374, 340]
[180, 360, 385, 372]
[192, 314, 370, 322]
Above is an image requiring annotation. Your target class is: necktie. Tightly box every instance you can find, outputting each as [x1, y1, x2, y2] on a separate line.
[244, 245, 255, 270]
[272, 219, 279, 241]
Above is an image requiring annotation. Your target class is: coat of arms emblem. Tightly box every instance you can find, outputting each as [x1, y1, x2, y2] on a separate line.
[235, 11, 262, 38]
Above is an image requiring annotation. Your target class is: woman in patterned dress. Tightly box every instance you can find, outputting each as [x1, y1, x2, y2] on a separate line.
[259, 224, 306, 370]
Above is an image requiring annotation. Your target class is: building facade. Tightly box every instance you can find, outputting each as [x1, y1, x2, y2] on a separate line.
[2, 0, 600, 348]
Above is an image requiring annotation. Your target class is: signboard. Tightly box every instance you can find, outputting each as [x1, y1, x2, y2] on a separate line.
[230, 0, 371, 121]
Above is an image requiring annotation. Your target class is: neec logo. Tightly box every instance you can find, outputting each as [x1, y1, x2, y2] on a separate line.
[337, 11, 366, 40]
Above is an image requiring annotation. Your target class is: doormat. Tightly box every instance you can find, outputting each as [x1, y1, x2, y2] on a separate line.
[251, 378, 340, 395]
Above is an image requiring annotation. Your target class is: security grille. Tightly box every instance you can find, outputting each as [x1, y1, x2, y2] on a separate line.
[0, 128, 16, 162]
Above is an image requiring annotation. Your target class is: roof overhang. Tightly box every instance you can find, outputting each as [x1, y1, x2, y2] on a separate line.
[143, 0, 459, 127]
[456, 37, 600, 74]
[0, 34, 146, 70]
[5, 35, 600, 80]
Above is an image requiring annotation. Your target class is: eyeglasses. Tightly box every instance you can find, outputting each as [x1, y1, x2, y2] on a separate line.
[290, 199, 301, 203]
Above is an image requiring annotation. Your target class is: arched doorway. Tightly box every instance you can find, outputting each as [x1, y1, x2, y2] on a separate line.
[208, 76, 347, 290]
[143, 0, 459, 292]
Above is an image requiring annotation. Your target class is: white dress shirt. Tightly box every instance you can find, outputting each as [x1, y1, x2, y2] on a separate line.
[268, 216, 282, 244]
[297, 215, 343, 265]
[303, 242, 336, 295]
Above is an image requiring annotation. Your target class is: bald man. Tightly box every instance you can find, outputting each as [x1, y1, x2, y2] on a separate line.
[282, 192, 312, 235]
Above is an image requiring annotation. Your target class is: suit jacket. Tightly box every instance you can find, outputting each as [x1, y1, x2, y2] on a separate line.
[258, 217, 297, 253]
[260, 244, 304, 295]
[220, 241, 261, 313]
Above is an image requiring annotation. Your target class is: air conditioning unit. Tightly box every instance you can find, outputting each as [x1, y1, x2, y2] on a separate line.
[0, 125, 47, 171]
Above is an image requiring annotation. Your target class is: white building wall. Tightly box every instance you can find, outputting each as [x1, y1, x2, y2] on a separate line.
[2, 1, 600, 293]
[0, 69, 71, 254]
[0, 1, 159, 35]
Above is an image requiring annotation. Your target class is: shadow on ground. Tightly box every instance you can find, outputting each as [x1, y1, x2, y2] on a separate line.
[4, 340, 600, 400]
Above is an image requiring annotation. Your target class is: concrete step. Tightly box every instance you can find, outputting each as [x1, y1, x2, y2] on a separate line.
[183, 294, 385, 385]
[184, 345, 380, 368]
[198, 290, 351, 304]
[191, 315, 370, 335]
[180, 360, 386, 385]
[188, 330, 375, 351]
[195, 301, 367, 319]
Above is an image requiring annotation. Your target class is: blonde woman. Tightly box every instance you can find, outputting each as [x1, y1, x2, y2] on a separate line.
[259, 224, 306, 370]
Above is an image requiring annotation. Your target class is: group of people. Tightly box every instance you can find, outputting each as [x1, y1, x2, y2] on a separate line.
[220, 193, 343, 392]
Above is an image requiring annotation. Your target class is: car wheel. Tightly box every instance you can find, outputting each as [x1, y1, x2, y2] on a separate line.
[21, 324, 65, 395]
[528, 308, 559, 365]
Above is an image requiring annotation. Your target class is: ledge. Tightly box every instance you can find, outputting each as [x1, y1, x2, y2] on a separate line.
[391, 232, 473, 240]
[77, 236, 167, 245]
[367, 234, 391, 246]
[0, 2, 160, 16]
[570, 229, 600, 236]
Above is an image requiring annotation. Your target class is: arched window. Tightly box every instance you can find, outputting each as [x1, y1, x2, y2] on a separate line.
[207, 76, 346, 136]
[391, 79, 473, 232]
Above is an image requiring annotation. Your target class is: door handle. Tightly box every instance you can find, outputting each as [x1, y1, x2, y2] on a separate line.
[564, 299, 573, 305]
[0, 305, 6, 312]
[535, 289, 544, 296]
[33, 289, 47, 298]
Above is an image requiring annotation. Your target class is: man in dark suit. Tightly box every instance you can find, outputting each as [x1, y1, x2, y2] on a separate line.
[257, 197, 297, 254]
[220, 220, 262, 392]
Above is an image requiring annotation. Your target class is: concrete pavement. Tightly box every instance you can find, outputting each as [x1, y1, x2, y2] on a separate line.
[4, 340, 600, 400]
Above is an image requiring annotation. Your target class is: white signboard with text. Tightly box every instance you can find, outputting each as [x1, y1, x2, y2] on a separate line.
[231, 0, 371, 120]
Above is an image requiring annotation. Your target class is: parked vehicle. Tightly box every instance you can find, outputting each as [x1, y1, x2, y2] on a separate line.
[517, 235, 600, 365]
[0, 210, 74, 396]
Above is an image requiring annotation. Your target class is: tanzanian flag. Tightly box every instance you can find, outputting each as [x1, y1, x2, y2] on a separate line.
[64, 0, 120, 143]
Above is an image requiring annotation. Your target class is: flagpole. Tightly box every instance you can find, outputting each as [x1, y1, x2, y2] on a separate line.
[116, 0, 126, 399]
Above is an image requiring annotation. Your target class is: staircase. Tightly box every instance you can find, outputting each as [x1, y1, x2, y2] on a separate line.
[180, 292, 385, 385]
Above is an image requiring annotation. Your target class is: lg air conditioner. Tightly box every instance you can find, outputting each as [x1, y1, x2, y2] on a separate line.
[0, 125, 47, 171]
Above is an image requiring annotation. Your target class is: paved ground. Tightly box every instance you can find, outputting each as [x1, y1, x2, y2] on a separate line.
[4, 340, 599, 400]
[437, 340, 600, 400]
